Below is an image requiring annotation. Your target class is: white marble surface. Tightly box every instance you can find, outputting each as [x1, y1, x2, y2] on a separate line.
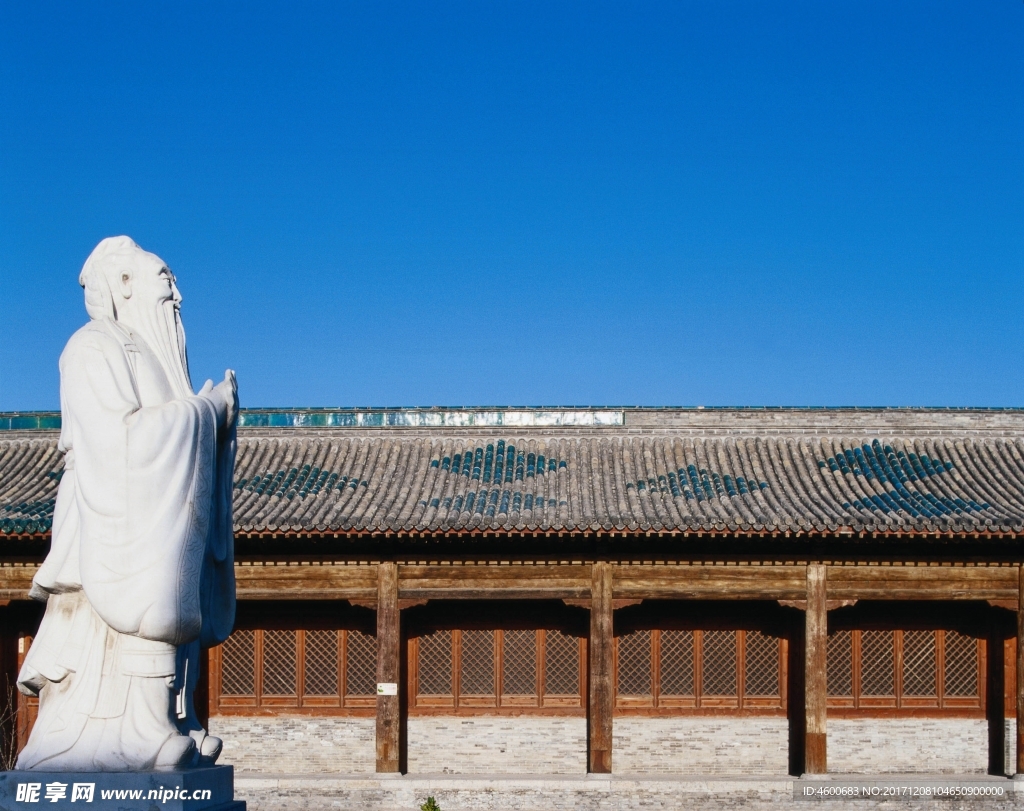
[17, 237, 238, 771]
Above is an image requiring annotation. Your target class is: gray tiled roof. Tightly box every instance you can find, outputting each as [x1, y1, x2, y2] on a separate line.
[4, 408, 1024, 538]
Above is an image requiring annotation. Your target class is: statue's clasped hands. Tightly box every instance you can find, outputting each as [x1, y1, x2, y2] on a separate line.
[199, 370, 238, 430]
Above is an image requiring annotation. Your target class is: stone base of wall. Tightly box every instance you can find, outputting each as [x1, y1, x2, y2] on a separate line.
[613, 717, 789, 774]
[407, 717, 587, 774]
[211, 714, 1008, 778]
[210, 716, 375, 774]
[236, 775, 1022, 811]
[828, 719, 988, 774]
[1007, 719, 1018, 777]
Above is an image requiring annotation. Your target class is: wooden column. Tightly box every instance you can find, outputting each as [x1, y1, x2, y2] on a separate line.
[588, 561, 613, 774]
[804, 563, 827, 775]
[0, 604, 17, 769]
[987, 631, 1005, 775]
[376, 561, 400, 773]
[1016, 564, 1024, 775]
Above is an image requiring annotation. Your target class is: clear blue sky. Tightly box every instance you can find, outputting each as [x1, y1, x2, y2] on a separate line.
[1, 1, 1022, 410]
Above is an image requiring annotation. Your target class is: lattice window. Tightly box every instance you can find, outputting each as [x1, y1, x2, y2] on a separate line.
[346, 630, 377, 696]
[214, 628, 376, 713]
[943, 631, 979, 697]
[617, 630, 653, 696]
[544, 630, 580, 695]
[902, 630, 936, 697]
[659, 630, 694, 696]
[614, 629, 781, 711]
[261, 630, 297, 695]
[826, 629, 981, 712]
[413, 628, 582, 711]
[304, 629, 338, 696]
[460, 630, 495, 694]
[827, 630, 853, 696]
[702, 630, 737, 696]
[860, 630, 895, 696]
[502, 629, 536, 695]
[221, 630, 255, 695]
[744, 631, 779, 697]
[418, 630, 453, 695]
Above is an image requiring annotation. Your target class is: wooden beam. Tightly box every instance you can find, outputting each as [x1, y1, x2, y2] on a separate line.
[1016, 565, 1024, 775]
[2, 560, 1021, 602]
[805, 563, 827, 775]
[588, 561, 613, 774]
[827, 566, 1017, 601]
[376, 561, 400, 773]
[238, 563, 1024, 602]
[235, 563, 378, 601]
[398, 564, 590, 601]
[614, 565, 806, 601]
[0, 565, 37, 601]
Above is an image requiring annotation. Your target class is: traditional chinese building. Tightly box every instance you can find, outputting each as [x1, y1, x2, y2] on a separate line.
[2, 407, 1024, 779]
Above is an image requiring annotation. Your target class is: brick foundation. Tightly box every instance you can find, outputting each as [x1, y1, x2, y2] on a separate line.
[1007, 719, 1017, 777]
[613, 717, 789, 774]
[407, 717, 587, 774]
[210, 714, 1008, 778]
[210, 716, 375, 774]
[828, 719, 988, 774]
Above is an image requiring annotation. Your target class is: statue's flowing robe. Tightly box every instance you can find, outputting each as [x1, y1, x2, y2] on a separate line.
[17, 319, 235, 770]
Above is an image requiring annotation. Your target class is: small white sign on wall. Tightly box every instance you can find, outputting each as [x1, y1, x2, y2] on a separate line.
[377, 682, 398, 696]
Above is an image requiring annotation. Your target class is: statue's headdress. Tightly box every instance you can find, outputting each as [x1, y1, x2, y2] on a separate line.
[79, 236, 142, 321]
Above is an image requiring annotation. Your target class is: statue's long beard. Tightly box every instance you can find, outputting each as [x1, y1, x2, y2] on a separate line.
[129, 299, 194, 399]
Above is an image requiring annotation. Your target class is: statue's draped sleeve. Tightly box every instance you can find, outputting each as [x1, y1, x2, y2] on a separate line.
[35, 323, 235, 647]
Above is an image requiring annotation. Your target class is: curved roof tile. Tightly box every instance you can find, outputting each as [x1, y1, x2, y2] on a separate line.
[5, 410, 1024, 538]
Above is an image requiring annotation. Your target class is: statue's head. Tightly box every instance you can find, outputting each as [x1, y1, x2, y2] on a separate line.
[79, 236, 181, 321]
[79, 236, 193, 396]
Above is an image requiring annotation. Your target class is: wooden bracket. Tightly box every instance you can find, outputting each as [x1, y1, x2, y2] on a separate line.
[778, 599, 857, 611]
[350, 598, 428, 610]
[562, 598, 642, 610]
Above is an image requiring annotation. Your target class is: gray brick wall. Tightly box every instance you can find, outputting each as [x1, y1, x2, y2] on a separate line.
[210, 716, 375, 774]
[613, 717, 789, 774]
[1007, 719, 1017, 777]
[210, 714, 1006, 777]
[407, 717, 587, 774]
[828, 719, 988, 774]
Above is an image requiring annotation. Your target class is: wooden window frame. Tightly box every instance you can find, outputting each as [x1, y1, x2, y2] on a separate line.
[409, 629, 586, 716]
[614, 629, 787, 717]
[209, 629, 376, 717]
[826, 629, 984, 717]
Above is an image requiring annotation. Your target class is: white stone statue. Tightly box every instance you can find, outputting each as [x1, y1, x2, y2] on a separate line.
[16, 237, 238, 771]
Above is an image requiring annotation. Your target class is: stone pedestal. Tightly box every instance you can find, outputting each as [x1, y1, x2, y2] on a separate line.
[0, 765, 243, 810]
